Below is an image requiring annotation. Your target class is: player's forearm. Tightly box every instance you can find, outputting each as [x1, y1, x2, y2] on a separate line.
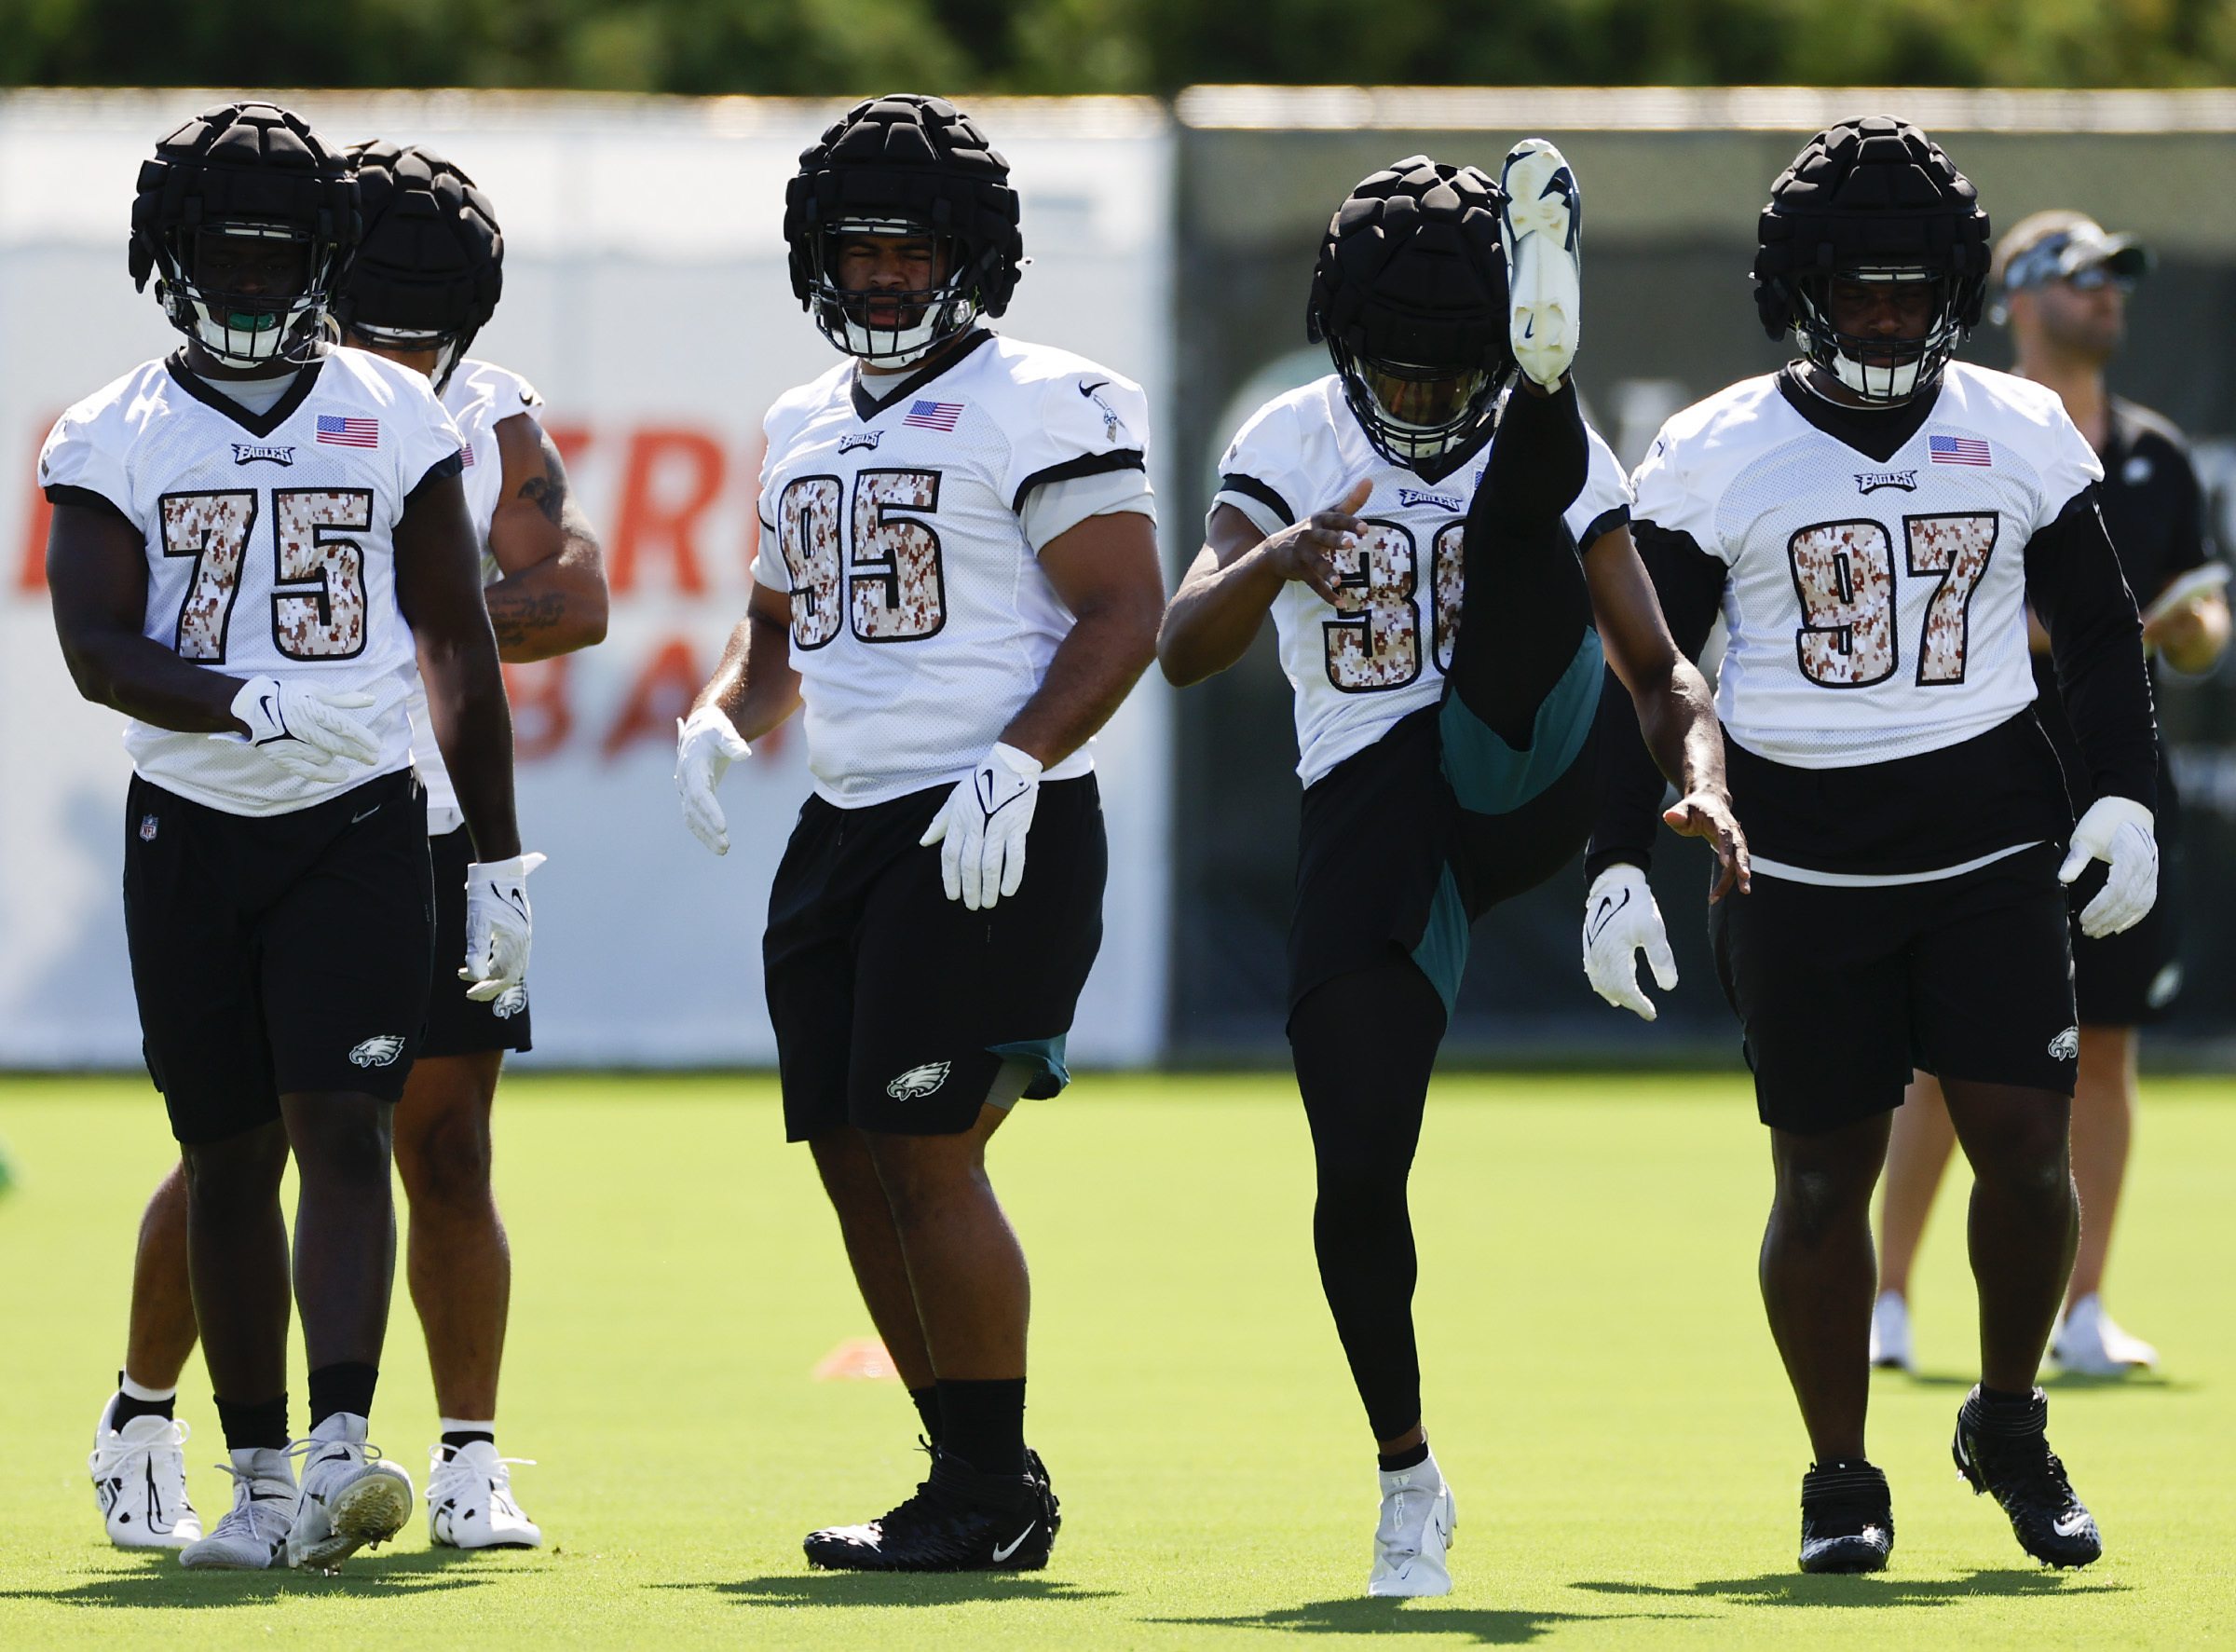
[1003, 597, 1161, 766]
[702, 611, 801, 744]
[1156, 550, 1281, 687]
[1636, 658, 1725, 797]
[425, 647, 522, 860]
[484, 549, 610, 662]
[57, 629, 246, 733]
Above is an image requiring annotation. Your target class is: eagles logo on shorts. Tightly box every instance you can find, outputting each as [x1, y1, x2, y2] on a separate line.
[348, 1033, 408, 1069]
[886, 1061, 951, 1100]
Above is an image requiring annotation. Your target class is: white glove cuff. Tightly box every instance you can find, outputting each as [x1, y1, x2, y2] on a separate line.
[469, 852, 547, 882]
[1587, 863, 1652, 902]
[988, 742, 1043, 781]
[2081, 796, 2154, 840]
[225, 676, 286, 745]
[680, 704, 745, 750]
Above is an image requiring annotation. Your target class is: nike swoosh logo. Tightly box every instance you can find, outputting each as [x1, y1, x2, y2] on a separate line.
[1078, 380, 1109, 398]
[1585, 887, 1629, 945]
[2053, 1512, 2093, 1536]
[351, 805, 380, 823]
[991, 1522, 1037, 1562]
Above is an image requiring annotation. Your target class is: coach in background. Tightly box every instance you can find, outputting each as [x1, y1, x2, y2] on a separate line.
[1873, 212, 2229, 1379]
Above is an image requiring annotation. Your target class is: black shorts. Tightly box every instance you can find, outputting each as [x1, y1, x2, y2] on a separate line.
[1288, 678, 1602, 1022]
[123, 769, 435, 1145]
[1708, 843, 2079, 1135]
[2066, 843, 2184, 1026]
[764, 774, 1107, 1140]
[420, 826, 534, 1058]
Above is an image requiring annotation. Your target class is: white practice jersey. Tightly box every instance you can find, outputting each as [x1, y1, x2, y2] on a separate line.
[410, 359, 545, 834]
[1214, 375, 1632, 786]
[40, 347, 465, 817]
[1632, 362, 2103, 771]
[750, 332, 1154, 809]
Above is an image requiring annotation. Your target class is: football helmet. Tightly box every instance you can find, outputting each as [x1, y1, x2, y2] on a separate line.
[130, 102, 357, 369]
[1306, 156, 1516, 483]
[1753, 116, 1991, 405]
[335, 142, 503, 393]
[784, 94, 1023, 368]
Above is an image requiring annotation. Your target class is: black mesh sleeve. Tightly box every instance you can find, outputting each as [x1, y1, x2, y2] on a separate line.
[1583, 521, 1729, 881]
[2025, 486, 2159, 812]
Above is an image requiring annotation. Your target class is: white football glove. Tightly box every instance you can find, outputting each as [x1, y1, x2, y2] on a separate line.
[920, 743, 1043, 910]
[2059, 796, 2159, 938]
[459, 852, 547, 1002]
[1582, 863, 1679, 1021]
[675, 705, 752, 855]
[223, 676, 380, 783]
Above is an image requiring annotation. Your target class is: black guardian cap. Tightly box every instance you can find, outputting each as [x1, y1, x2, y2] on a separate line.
[784, 94, 1023, 368]
[1753, 117, 1990, 404]
[130, 102, 358, 368]
[1306, 157, 1515, 482]
[337, 141, 503, 393]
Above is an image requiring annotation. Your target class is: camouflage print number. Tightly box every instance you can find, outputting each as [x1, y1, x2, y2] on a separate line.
[271, 489, 373, 661]
[1430, 521, 1466, 676]
[1904, 512, 1998, 685]
[776, 475, 844, 649]
[159, 490, 259, 662]
[1787, 519, 1897, 688]
[850, 469, 946, 642]
[1323, 520, 1423, 692]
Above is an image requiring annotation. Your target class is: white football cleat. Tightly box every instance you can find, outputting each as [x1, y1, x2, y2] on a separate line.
[1367, 1451, 1457, 1597]
[285, 1414, 414, 1572]
[428, 1440, 543, 1549]
[179, 1451, 295, 1570]
[2054, 1293, 2160, 1375]
[89, 1394, 201, 1549]
[1869, 1290, 1914, 1372]
[1497, 138, 1582, 388]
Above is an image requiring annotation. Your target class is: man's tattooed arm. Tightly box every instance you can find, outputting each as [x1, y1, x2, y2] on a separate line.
[479, 414, 609, 662]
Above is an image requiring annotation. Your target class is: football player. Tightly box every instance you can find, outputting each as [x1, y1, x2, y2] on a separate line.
[47, 102, 534, 1571]
[1157, 145, 1744, 1596]
[1588, 119, 2159, 1573]
[1872, 211, 2228, 1379]
[674, 95, 1163, 1571]
[85, 140, 605, 1557]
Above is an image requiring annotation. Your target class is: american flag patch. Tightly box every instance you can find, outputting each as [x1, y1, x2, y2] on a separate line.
[902, 400, 964, 432]
[460, 443, 476, 469]
[317, 415, 379, 448]
[1929, 435, 1992, 466]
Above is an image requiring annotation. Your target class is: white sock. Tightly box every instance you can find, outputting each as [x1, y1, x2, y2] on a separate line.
[231, 1445, 293, 1481]
[120, 1373, 177, 1403]
[440, 1417, 497, 1457]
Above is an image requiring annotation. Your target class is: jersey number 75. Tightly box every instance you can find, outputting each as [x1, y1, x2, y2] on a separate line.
[160, 488, 374, 663]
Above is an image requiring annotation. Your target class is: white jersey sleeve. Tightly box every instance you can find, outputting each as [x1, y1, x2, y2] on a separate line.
[41, 348, 464, 817]
[410, 358, 549, 835]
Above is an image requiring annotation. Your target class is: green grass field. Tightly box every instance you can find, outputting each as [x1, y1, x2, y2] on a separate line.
[3, 1072, 2234, 1648]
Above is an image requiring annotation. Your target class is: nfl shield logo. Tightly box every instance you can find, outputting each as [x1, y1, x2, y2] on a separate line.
[139, 814, 158, 841]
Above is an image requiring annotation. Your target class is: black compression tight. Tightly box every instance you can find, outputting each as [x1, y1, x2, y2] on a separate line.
[1451, 380, 1594, 749]
[1288, 955, 1450, 1443]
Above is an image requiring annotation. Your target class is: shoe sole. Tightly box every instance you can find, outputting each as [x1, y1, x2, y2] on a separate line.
[180, 1547, 280, 1570]
[1499, 142, 1580, 384]
[1800, 1536, 1891, 1574]
[291, 1474, 412, 1572]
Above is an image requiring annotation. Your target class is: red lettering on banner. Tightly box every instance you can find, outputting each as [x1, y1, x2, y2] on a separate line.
[603, 635, 702, 758]
[611, 429, 724, 594]
[503, 657, 573, 760]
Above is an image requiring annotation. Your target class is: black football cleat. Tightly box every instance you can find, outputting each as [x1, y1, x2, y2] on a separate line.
[1797, 1459, 1894, 1573]
[1953, 1386, 2103, 1568]
[804, 1450, 1057, 1572]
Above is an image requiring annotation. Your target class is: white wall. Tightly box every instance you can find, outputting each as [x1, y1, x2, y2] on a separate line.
[0, 91, 1175, 1068]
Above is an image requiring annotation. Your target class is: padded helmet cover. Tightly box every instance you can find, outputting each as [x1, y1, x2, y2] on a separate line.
[784, 94, 1023, 318]
[130, 102, 357, 294]
[339, 141, 503, 340]
[1752, 116, 1990, 340]
[1307, 155, 1512, 374]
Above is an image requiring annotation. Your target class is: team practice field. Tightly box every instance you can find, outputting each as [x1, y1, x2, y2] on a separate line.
[3, 1072, 2233, 1648]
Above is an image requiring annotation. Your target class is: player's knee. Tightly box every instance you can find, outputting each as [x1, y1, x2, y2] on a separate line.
[291, 1106, 393, 1192]
[397, 1105, 494, 1211]
[1776, 1163, 1872, 1244]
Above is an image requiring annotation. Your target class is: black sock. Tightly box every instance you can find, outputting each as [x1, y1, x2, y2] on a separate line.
[307, 1362, 378, 1429]
[1977, 1384, 2038, 1410]
[936, 1378, 1027, 1479]
[214, 1393, 288, 1454]
[1378, 1439, 1431, 1473]
[909, 1385, 944, 1446]
[111, 1371, 175, 1427]
[441, 1429, 496, 1460]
